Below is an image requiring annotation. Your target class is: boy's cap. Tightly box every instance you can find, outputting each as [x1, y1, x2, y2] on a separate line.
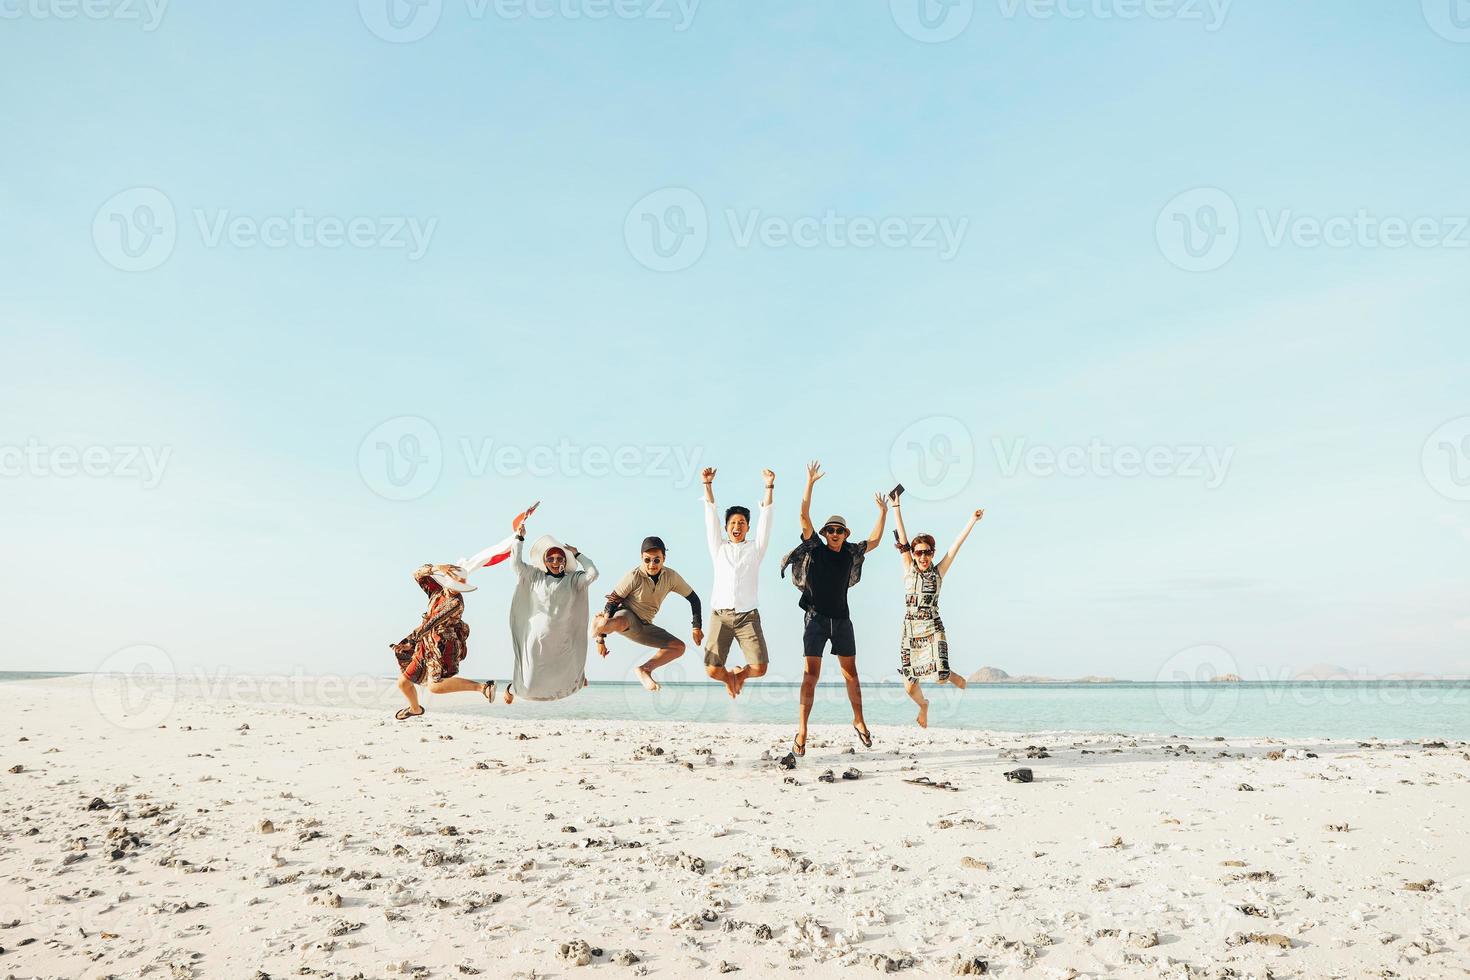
[820, 516, 848, 533]
[641, 536, 667, 553]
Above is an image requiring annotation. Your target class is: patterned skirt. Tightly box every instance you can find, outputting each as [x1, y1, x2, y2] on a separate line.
[395, 628, 466, 685]
[898, 613, 949, 682]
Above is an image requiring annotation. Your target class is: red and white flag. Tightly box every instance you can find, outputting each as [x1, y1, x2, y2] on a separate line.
[458, 502, 539, 576]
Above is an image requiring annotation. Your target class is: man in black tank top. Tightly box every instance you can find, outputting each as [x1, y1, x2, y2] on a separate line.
[778, 460, 889, 758]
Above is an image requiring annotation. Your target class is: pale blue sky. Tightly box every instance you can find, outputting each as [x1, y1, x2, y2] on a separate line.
[4, 1, 1469, 684]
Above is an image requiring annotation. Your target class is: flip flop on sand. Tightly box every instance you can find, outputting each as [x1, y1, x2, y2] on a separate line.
[481, 681, 496, 703]
[793, 734, 806, 757]
[853, 725, 874, 749]
[394, 706, 425, 721]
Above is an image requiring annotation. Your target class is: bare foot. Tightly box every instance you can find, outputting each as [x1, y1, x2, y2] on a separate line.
[722, 674, 739, 699]
[635, 666, 661, 692]
[730, 666, 747, 698]
[950, 673, 967, 690]
[503, 688, 514, 704]
[916, 700, 930, 728]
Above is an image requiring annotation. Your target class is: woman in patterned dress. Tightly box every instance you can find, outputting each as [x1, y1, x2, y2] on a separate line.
[891, 501, 985, 728]
[392, 563, 497, 720]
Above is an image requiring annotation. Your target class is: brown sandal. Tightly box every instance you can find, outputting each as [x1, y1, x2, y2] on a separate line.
[395, 706, 425, 721]
[481, 681, 496, 703]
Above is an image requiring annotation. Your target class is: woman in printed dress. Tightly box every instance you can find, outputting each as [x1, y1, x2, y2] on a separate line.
[891, 501, 985, 728]
[392, 563, 496, 720]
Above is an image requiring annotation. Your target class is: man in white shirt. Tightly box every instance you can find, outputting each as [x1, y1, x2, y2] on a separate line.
[701, 466, 774, 698]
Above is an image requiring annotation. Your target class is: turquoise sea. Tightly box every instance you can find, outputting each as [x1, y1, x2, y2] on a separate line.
[5, 672, 1468, 741]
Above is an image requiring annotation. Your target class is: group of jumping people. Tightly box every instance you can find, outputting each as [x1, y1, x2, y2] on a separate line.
[390, 461, 984, 752]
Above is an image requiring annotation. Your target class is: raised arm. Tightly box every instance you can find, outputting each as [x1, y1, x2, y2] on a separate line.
[755, 468, 775, 556]
[800, 460, 823, 540]
[511, 525, 534, 575]
[937, 508, 984, 577]
[891, 495, 912, 568]
[863, 492, 889, 554]
[567, 546, 598, 587]
[701, 466, 722, 555]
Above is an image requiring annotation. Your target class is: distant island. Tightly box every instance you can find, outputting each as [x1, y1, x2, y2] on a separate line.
[1211, 673, 1243, 683]
[965, 666, 1119, 684]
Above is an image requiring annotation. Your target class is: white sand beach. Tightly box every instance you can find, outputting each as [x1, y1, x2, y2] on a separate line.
[3, 675, 1469, 979]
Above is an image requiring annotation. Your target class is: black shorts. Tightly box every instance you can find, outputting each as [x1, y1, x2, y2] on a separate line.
[802, 611, 856, 658]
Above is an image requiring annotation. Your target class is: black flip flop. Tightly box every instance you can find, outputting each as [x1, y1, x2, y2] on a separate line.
[394, 706, 425, 721]
[793, 735, 806, 758]
[854, 725, 873, 749]
[481, 681, 496, 703]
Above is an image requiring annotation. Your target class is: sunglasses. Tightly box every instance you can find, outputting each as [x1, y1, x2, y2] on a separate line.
[545, 555, 566, 563]
[913, 549, 934, 557]
[823, 527, 848, 536]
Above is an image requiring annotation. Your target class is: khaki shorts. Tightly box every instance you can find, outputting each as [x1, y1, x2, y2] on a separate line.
[610, 610, 679, 650]
[703, 608, 769, 668]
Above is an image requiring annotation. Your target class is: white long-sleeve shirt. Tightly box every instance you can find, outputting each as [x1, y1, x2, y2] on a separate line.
[703, 498, 772, 613]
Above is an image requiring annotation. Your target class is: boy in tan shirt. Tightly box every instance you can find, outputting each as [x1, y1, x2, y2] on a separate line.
[593, 535, 703, 692]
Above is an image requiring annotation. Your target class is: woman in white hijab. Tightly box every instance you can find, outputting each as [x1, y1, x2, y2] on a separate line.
[504, 515, 599, 703]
